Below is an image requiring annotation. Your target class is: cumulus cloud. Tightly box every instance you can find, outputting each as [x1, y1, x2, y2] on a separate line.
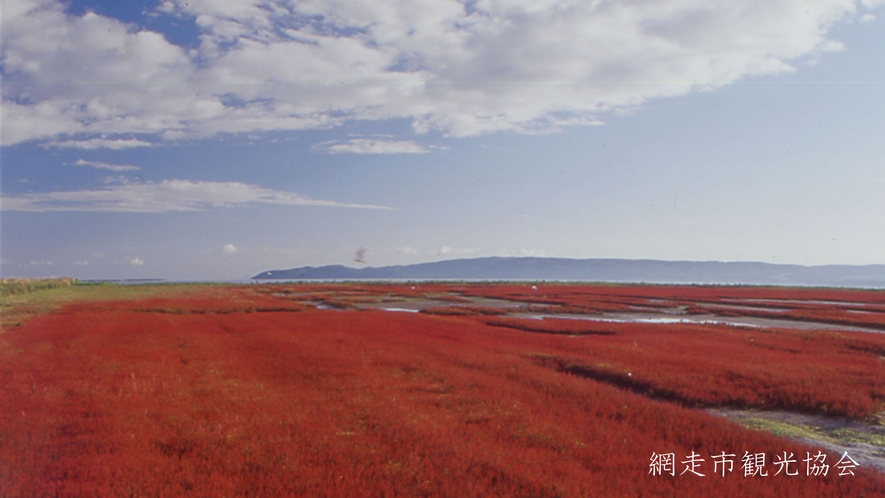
[73, 159, 141, 172]
[2, 0, 881, 146]
[222, 243, 238, 254]
[312, 138, 439, 154]
[0, 179, 395, 212]
[129, 258, 145, 266]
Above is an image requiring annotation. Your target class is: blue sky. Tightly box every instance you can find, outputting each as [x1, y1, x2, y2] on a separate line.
[2, 0, 884, 280]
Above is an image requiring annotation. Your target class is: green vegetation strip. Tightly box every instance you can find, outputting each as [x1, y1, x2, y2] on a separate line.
[0, 277, 76, 297]
[737, 416, 885, 447]
[0, 279, 224, 328]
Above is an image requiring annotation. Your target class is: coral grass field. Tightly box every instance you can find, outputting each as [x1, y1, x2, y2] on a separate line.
[1, 284, 884, 497]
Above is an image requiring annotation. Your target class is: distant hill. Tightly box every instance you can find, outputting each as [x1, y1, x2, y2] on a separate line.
[252, 257, 885, 288]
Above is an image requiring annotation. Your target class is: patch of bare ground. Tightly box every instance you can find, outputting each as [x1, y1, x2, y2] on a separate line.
[710, 408, 885, 473]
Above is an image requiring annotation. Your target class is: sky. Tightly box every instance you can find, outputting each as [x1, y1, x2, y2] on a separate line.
[1, 0, 884, 281]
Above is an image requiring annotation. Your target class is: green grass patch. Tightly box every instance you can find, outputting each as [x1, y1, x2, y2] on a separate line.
[0, 281, 226, 329]
[738, 416, 885, 447]
[0, 277, 76, 297]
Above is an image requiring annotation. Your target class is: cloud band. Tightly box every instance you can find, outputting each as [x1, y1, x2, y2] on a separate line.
[0, 180, 394, 212]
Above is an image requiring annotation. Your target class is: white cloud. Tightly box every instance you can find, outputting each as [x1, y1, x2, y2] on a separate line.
[129, 258, 145, 266]
[1, 0, 879, 145]
[312, 138, 439, 154]
[222, 243, 238, 254]
[861, 13, 877, 21]
[46, 138, 155, 150]
[394, 246, 420, 255]
[73, 159, 141, 172]
[508, 248, 548, 257]
[0, 179, 395, 212]
[438, 245, 482, 256]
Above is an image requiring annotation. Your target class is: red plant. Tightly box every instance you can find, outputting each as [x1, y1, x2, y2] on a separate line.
[1, 285, 882, 496]
[420, 305, 509, 316]
[483, 316, 617, 335]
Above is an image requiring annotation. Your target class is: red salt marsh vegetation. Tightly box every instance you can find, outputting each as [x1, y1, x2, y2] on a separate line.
[1, 282, 884, 497]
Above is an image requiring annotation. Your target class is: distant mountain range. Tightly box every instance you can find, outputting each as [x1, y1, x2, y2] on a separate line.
[252, 257, 885, 288]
